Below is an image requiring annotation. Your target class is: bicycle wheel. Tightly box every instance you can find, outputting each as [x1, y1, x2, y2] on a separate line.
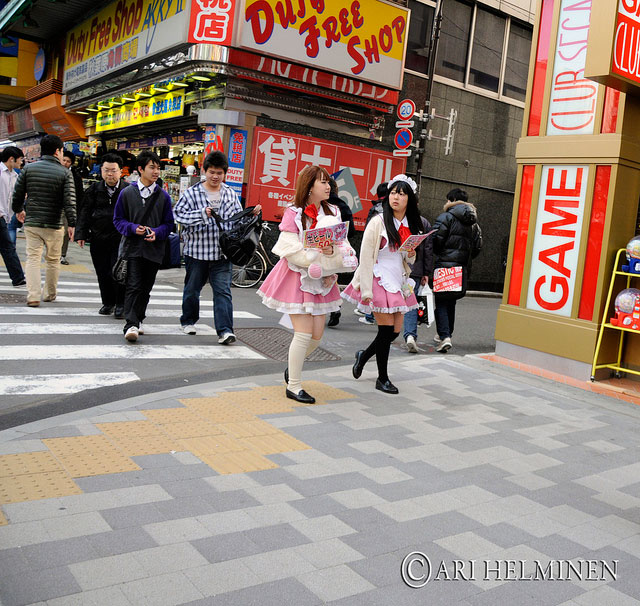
[231, 251, 267, 288]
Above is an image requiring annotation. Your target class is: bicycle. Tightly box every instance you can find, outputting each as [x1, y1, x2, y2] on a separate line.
[231, 223, 277, 288]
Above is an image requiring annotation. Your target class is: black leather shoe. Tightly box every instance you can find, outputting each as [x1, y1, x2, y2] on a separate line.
[376, 378, 399, 394]
[327, 311, 341, 327]
[352, 350, 365, 379]
[99, 305, 114, 315]
[284, 367, 289, 383]
[114, 306, 125, 319]
[286, 389, 316, 404]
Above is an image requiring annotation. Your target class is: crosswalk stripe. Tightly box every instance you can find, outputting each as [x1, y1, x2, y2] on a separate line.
[0, 345, 264, 360]
[0, 323, 217, 335]
[0, 306, 260, 319]
[0, 285, 187, 298]
[0, 373, 139, 395]
[0, 306, 259, 319]
[0, 277, 178, 290]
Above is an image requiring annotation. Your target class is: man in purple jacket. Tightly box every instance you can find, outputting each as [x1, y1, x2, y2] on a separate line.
[113, 150, 175, 342]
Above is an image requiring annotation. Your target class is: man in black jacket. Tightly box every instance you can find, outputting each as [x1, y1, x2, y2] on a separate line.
[12, 134, 76, 307]
[432, 188, 483, 352]
[113, 150, 175, 342]
[76, 153, 128, 318]
[60, 150, 84, 265]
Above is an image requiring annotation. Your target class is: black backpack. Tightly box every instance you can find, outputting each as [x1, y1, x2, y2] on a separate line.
[211, 207, 262, 266]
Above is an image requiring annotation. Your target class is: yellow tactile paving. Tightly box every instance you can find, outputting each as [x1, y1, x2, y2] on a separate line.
[180, 398, 256, 423]
[218, 420, 281, 439]
[141, 407, 203, 424]
[239, 432, 311, 455]
[177, 434, 247, 455]
[96, 421, 167, 439]
[0, 471, 82, 504]
[158, 421, 225, 440]
[43, 436, 140, 477]
[105, 435, 180, 456]
[195, 451, 279, 474]
[0, 452, 66, 477]
[0, 509, 7, 525]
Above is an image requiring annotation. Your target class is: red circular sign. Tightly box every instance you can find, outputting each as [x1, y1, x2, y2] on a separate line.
[394, 129, 413, 150]
[397, 99, 416, 121]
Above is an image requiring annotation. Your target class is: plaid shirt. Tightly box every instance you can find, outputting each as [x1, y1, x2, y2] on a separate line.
[173, 181, 242, 260]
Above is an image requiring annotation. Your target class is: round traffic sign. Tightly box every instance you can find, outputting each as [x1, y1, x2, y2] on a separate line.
[394, 128, 413, 150]
[397, 99, 416, 120]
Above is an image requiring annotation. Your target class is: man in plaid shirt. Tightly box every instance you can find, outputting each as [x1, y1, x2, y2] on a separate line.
[173, 151, 243, 344]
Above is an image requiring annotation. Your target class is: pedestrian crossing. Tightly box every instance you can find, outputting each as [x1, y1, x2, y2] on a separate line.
[0, 273, 266, 400]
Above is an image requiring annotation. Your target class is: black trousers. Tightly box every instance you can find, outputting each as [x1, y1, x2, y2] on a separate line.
[90, 238, 124, 307]
[123, 257, 159, 331]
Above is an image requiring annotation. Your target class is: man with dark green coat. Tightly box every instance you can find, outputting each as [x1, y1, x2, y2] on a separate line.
[12, 134, 76, 307]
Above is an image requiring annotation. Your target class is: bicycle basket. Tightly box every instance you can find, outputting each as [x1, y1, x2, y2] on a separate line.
[218, 208, 262, 266]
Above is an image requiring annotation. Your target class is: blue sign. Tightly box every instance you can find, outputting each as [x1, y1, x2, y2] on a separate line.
[34, 48, 46, 81]
[394, 128, 413, 150]
[227, 128, 247, 197]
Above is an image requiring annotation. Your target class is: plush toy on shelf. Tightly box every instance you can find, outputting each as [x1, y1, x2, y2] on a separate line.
[610, 288, 640, 331]
[622, 235, 640, 274]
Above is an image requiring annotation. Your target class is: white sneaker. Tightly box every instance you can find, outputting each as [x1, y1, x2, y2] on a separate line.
[125, 326, 139, 342]
[359, 316, 375, 325]
[182, 325, 196, 335]
[436, 337, 451, 352]
[138, 323, 144, 335]
[218, 332, 236, 345]
[433, 335, 442, 343]
[353, 308, 366, 317]
[406, 335, 418, 353]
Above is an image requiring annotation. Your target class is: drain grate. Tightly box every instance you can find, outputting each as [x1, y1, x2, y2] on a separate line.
[235, 327, 341, 362]
[0, 293, 25, 304]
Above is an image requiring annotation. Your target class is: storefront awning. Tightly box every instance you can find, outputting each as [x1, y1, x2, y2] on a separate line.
[30, 93, 85, 141]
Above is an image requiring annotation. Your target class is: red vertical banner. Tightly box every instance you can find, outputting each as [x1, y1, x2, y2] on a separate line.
[508, 165, 536, 306]
[527, 0, 555, 136]
[601, 88, 620, 134]
[578, 165, 612, 321]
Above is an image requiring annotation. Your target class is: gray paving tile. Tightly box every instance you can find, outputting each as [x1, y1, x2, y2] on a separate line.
[160, 478, 221, 499]
[131, 453, 186, 468]
[0, 566, 81, 606]
[289, 494, 348, 517]
[153, 496, 218, 520]
[86, 526, 157, 557]
[294, 537, 364, 568]
[132, 542, 210, 576]
[290, 514, 357, 541]
[241, 547, 316, 582]
[123, 467, 184, 486]
[191, 532, 261, 563]
[296, 564, 375, 602]
[68, 553, 147, 590]
[243, 523, 310, 551]
[74, 473, 133, 492]
[46, 586, 133, 605]
[0, 547, 31, 577]
[184, 560, 262, 596]
[99, 502, 165, 530]
[143, 517, 212, 545]
[119, 571, 203, 606]
[20, 536, 98, 569]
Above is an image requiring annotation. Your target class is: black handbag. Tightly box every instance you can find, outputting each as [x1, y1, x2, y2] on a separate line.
[211, 207, 262, 266]
[112, 194, 159, 284]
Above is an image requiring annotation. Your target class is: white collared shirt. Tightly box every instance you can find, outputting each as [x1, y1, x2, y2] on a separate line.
[137, 179, 156, 200]
[393, 216, 409, 230]
[0, 162, 17, 221]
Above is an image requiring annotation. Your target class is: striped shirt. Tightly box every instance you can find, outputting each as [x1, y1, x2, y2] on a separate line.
[173, 180, 242, 260]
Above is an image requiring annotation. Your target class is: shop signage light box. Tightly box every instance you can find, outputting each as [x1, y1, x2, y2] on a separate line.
[96, 90, 185, 132]
[237, 0, 410, 90]
[63, 0, 190, 91]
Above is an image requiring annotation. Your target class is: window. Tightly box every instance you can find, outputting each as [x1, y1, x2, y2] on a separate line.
[405, 1, 435, 75]
[415, 0, 533, 104]
[436, 0, 473, 83]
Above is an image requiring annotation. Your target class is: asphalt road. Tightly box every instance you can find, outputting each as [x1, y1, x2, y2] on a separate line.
[0, 239, 500, 429]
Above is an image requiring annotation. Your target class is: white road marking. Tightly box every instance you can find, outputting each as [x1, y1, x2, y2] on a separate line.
[0, 345, 263, 360]
[0, 277, 178, 290]
[0, 307, 260, 319]
[44, 296, 228, 308]
[0, 373, 139, 395]
[0, 323, 217, 335]
[1, 285, 187, 298]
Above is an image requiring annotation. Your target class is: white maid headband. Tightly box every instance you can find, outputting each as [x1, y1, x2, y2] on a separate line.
[389, 174, 417, 193]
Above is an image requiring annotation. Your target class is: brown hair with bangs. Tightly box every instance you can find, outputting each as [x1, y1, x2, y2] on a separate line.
[293, 165, 336, 229]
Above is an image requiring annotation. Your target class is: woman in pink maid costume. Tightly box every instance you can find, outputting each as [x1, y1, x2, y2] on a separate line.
[257, 165, 349, 404]
[342, 174, 423, 394]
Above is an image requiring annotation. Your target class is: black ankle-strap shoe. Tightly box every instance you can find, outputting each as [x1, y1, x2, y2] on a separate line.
[286, 388, 316, 404]
[352, 350, 365, 379]
[375, 378, 399, 394]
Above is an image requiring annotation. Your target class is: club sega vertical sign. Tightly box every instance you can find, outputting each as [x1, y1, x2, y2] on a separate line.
[237, 0, 410, 90]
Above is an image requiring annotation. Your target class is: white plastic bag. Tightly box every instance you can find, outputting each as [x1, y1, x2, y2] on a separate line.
[417, 283, 435, 326]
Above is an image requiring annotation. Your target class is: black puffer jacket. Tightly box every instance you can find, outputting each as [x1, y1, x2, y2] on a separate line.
[12, 155, 76, 228]
[76, 180, 129, 244]
[432, 201, 482, 269]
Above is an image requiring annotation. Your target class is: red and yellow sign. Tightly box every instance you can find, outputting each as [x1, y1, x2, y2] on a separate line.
[238, 0, 410, 90]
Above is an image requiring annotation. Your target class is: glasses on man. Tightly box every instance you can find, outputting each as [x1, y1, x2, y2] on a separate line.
[102, 168, 120, 174]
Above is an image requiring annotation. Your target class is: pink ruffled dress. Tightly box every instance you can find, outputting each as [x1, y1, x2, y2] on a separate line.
[257, 206, 342, 315]
[342, 217, 418, 314]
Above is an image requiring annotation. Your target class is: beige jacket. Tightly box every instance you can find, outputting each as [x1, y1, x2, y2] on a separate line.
[348, 215, 412, 301]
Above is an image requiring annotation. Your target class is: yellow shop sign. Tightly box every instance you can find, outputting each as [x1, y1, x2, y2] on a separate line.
[95, 90, 185, 132]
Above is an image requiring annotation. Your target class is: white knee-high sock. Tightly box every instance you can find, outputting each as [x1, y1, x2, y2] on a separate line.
[287, 332, 312, 394]
[305, 337, 321, 358]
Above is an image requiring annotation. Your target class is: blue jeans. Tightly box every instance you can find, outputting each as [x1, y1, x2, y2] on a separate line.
[8, 214, 21, 245]
[403, 308, 418, 341]
[181, 256, 233, 336]
[434, 295, 457, 339]
[0, 217, 25, 284]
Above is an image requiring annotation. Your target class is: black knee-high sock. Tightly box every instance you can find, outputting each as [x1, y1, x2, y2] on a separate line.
[374, 325, 396, 382]
[360, 329, 380, 366]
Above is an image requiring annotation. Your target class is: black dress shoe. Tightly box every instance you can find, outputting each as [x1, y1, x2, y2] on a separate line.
[286, 389, 316, 404]
[99, 305, 114, 315]
[327, 311, 341, 327]
[114, 306, 125, 319]
[376, 378, 399, 394]
[352, 350, 365, 379]
[284, 368, 289, 383]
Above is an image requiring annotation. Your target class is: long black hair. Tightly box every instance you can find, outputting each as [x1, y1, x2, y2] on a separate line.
[382, 180, 423, 248]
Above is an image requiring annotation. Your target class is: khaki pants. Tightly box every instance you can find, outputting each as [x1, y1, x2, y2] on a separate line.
[24, 226, 64, 303]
